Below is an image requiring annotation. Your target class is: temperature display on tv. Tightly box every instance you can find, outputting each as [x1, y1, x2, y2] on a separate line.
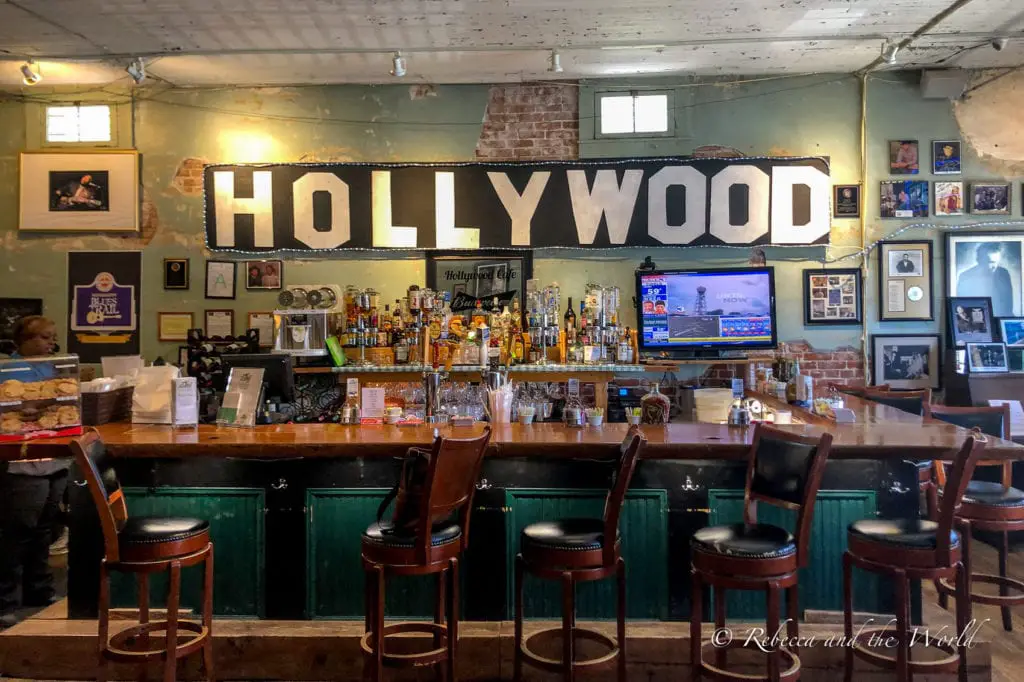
[638, 268, 776, 348]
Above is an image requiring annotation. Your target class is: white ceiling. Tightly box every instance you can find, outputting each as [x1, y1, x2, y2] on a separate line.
[0, 0, 1022, 86]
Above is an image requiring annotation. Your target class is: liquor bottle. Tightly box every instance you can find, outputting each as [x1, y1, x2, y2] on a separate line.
[616, 327, 632, 364]
[382, 305, 393, 346]
[477, 320, 490, 368]
[472, 299, 487, 328]
[440, 292, 453, 340]
[564, 297, 577, 337]
[641, 383, 671, 424]
[393, 300, 404, 332]
[572, 329, 585, 365]
[786, 359, 801, 403]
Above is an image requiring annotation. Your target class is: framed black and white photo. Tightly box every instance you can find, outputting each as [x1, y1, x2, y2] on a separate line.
[932, 140, 961, 175]
[19, 150, 139, 232]
[878, 240, 933, 321]
[803, 269, 861, 325]
[205, 260, 237, 299]
[998, 318, 1024, 347]
[948, 296, 994, 347]
[966, 342, 1009, 373]
[871, 334, 941, 390]
[946, 232, 1024, 319]
[245, 260, 283, 290]
[163, 258, 189, 290]
[426, 250, 532, 326]
[833, 185, 860, 218]
[970, 183, 1011, 215]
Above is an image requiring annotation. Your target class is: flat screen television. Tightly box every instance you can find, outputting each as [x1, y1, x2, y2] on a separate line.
[636, 267, 778, 351]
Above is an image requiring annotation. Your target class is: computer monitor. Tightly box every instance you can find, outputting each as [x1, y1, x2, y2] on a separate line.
[221, 353, 295, 403]
[636, 267, 777, 351]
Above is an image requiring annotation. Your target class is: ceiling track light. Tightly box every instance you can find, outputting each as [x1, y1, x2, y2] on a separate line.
[390, 51, 406, 78]
[126, 57, 146, 84]
[20, 59, 40, 86]
[549, 49, 563, 73]
[881, 40, 900, 65]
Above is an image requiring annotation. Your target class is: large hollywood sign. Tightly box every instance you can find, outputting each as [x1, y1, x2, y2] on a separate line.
[203, 157, 831, 252]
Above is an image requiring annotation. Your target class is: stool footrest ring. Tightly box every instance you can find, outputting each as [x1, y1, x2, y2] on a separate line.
[360, 622, 450, 667]
[695, 639, 800, 682]
[937, 574, 1024, 606]
[849, 626, 960, 673]
[518, 626, 619, 672]
[105, 620, 208, 662]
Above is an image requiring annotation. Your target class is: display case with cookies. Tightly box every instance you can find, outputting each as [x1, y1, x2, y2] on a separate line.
[0, 354, 82, 441]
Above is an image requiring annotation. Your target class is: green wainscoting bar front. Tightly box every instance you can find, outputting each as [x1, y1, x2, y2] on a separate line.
[111, 487, 265, 618]
[307, 488, 469, 620]
[505, 489, 669, 620]
[707, 489, 881, 620]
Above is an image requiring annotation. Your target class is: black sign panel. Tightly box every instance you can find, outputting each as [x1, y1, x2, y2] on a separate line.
[203, 157, 831, 253]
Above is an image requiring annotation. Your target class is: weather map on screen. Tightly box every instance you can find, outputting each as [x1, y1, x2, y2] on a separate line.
[637, 268, 776, 349]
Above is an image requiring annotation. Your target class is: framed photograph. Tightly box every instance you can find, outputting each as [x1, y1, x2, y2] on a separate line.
[970, 183, 1011, 215]
[204, 309, 234, 339]
[163, 258, 189, 290]
[966, 342, 1009, 373]
[248, 312, 275, 348]
[878, 240, 933, 321]
[946, 232, 1024, 318]
[1008, 348, 1024, 372]
[803, 269, 862, 325]
[245, 260, 283, 290]
[948, 296, 994, 347]
[833, 185, 860, 218]
[888, 140, 920, 174]
[934, 181, 965, 216]
[205, 260, 237, 299]
[880, 180, 929, 218]
[871, 334, 941, 390]
[998, 318, 1024, 347]
[932, 140, 962, 175]
[157, 312, 193, 342]
[426, 250, 533, 327]
[19, 150, 139, 232]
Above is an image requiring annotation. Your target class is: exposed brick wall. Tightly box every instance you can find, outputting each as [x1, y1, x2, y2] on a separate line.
[171, 157, 209, 196]
[701, 342, 866, 388]
[475, 84, 579, 161]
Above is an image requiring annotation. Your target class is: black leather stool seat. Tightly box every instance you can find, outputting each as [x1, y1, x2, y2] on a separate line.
[363, 520, 462, 547]
[848, 518, 959, 549]
[521, 518, 610, 552]
[119, 517, 209, 545]
[691, 523, 796, 559]
[961, 481, 1024, 507]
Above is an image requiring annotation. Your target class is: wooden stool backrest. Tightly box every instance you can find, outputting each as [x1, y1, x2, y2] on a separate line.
[863, 388, 932, 416]
[744, 424, 833, 568]
[415, 426, 492, 562]
[924, 403, 1012, 490]
[933, 434, 988, 565]
[600, 426, 646, 564]
[829, 383, 889, 398]
[70, 428, 126, 563]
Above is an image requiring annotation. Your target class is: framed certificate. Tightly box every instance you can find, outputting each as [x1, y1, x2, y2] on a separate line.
[158, 312, 193, 342]
[248, 312, 274, 347]
[204, 309, 234, 339]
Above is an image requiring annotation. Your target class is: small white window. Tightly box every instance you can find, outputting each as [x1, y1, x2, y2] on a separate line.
[597, 92, 672, 137]
[46, 105, 111, 143]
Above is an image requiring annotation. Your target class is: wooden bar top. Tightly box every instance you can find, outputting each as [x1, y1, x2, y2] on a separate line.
[2, 419, 1021, 461]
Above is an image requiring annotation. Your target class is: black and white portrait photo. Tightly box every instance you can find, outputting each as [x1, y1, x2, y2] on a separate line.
[948, 297, 994, 346]
[971, 183, 1011, 215]
[888, 250, 924, 277]
[871, 334, 940, 390]
[967, 342, 1009, 373]
[947, 234, 1024, 319]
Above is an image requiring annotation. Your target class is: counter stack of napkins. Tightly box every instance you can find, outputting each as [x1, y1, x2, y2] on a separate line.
[132, 366, 180, 424]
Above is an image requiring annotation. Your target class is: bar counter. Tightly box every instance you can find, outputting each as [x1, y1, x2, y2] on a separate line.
[7, 391, 1019, 623]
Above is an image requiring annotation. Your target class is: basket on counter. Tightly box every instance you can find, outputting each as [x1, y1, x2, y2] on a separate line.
[82, 387, 134, 426]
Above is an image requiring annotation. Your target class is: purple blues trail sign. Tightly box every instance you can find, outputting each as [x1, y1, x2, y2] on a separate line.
[67, 251, 141, 362]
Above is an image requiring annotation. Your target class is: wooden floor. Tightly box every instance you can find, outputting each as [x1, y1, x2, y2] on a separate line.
[2, 538, 1020, 681]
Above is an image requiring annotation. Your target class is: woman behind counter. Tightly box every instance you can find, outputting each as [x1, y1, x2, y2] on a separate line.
[0, 316, 69, 628]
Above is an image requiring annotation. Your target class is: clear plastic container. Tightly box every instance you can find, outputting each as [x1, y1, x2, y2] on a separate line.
[0, 354, 82, 441]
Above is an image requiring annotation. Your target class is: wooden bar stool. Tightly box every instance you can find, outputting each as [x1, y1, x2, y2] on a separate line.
[843, 433, 986, 682]
[71, 429, 214, 682]
[514, 426, 646, 682]
[361, 427, 492, 682]
[925, 403, 1024, 632]
[690, 424, 833, 682]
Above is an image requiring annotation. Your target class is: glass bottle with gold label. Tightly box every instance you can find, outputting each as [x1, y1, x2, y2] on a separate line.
[641, 383, 671, 424]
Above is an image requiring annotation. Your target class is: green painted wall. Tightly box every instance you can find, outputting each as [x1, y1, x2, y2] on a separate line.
[1, 74, 1022, 364]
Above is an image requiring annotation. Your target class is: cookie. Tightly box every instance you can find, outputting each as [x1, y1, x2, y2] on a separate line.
[38, 414, 58, 429]
[56, 406, 79, 426]
[55, 379, 78, 396]
[1, 380, 24, 400]
[21, 383, 41, 400]
[0, 416, 22, 434]
[38, 383, 56, 400]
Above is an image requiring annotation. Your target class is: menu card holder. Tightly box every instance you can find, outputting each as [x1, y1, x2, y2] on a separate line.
[217, 367, 265, 427]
